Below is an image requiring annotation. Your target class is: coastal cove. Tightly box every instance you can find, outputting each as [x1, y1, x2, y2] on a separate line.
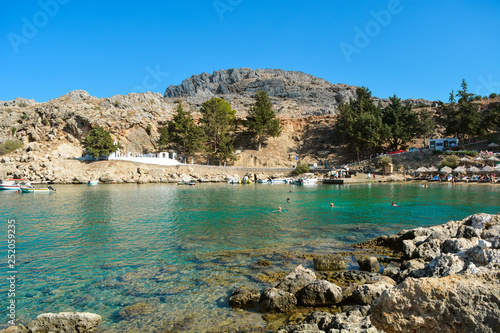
[1, 183, 499, 332]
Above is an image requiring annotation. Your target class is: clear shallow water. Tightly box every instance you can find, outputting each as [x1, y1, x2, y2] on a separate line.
[0, 182, 499, 331]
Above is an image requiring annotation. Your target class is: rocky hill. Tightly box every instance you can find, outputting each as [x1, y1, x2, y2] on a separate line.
[165, 68, 434, 117]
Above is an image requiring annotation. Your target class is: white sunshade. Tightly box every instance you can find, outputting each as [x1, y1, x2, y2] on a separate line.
[416, 167, 429, 172]
[467, 166, 481, 173]
[453, 166, 467, 173]
[481, 166, 495, 173]
[440, 166, 453, 174]
[428, 166, 439, 172]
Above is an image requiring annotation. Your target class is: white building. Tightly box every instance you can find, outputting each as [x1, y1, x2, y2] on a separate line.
[429, 138, 458, 151]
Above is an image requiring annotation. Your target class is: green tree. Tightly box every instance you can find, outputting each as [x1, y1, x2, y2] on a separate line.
[159, 103, 206, 157]
[483, 104, 500, 133]
[416, 108, 435, 147]
[336, 87, 388, 160]
[437, 80, 486, 146]
[382, 95, 420, 150]
[199, 97, 236, 163]
[82, 126, 118, 158]
[246, 91, 282, 151]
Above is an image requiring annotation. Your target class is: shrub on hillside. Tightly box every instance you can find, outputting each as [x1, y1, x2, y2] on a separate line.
[0, 140, 23, 155]
[293, 164, 310, 175]
[441, 155, 459, 168]
[442, 150, 478, 157]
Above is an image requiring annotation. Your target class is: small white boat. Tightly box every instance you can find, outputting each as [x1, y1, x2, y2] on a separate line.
[87, 180, 99, 186]
[270, 178, 288, 184]
[20, 185, 55, 193]
[292, 178, 318, 185]
[257, 179, 271, 184]
[0, 179, 27, 191]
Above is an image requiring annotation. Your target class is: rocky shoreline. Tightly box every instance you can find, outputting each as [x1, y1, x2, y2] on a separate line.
[3, 213, 499, 333]
[228, 212, 500, 333]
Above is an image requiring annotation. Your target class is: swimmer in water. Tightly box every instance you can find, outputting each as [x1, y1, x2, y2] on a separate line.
[287, 198, 290, 203]
[392, 201, 400, 207]
[330, 203, 334, 207]
[278, 206, 282, 212]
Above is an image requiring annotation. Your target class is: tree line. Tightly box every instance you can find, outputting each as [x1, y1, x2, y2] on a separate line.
[158, 90, 281, 163]
[336, 79, 500, 160]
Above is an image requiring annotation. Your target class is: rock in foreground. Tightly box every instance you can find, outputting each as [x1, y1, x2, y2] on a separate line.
[371, 272, 500, 332]
[27, 312, 101, 333]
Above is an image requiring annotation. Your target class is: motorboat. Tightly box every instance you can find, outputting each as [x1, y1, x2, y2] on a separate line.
[270, 178, 288, 184]
[20, 185, 56, 193]
[0, 179, 28, 190]
[87, 180, 99, 186]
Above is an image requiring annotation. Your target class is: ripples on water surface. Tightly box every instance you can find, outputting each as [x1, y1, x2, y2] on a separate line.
[0, 182, 498, 331]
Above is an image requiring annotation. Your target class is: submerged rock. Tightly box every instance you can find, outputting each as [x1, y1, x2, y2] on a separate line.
[229, 286, 260, 309]
[313, 254, 347, 271]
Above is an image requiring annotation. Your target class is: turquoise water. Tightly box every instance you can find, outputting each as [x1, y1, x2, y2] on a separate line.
[0, 183, 499, 331]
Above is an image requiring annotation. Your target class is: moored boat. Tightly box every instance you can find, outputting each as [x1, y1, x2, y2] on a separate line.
[87, 180, 99, 186]
[20, 185, 55, 193]
[0, 179, 27, 190]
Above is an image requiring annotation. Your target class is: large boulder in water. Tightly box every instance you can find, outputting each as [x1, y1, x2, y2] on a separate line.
[259, 287, 297, 313]
[296, 280, 342, 306]
[275, 264, 316, 295]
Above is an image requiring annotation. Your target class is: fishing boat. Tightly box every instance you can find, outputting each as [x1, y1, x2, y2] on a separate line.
[87, 180, 99, 186]
[20, 185, 55, 193]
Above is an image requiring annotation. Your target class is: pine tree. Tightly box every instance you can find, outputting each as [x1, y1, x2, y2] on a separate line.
[199, 97, 236, 163]
[246, 91, 282, 151]
[159, 103, 205, 157]
[83, 126, 118, 158]
[336, 87, 388, 160]
[438, 80, 486, 146]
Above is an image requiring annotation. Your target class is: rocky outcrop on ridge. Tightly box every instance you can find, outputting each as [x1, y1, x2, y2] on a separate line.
[164, 68, 434, 117]
[228, 213, 500, 333]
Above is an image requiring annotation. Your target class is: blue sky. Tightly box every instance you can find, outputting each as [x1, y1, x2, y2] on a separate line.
[1, 0, 499, 102]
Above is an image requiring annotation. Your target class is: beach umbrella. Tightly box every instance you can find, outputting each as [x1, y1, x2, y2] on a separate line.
[487, 156, 499, 162]
[495, 164, 500, 171]
[416, 167, 429, 173]
[428, 166, 438, 172]
[453, 166, 466, 174]
[467, 166, 481, 174]
[488, 142, 499, 147]
[459, 156, 472, 164]
[474, 156, 484, 161]
[440, 166, 453, 174]
[481, 166, 495, 173]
